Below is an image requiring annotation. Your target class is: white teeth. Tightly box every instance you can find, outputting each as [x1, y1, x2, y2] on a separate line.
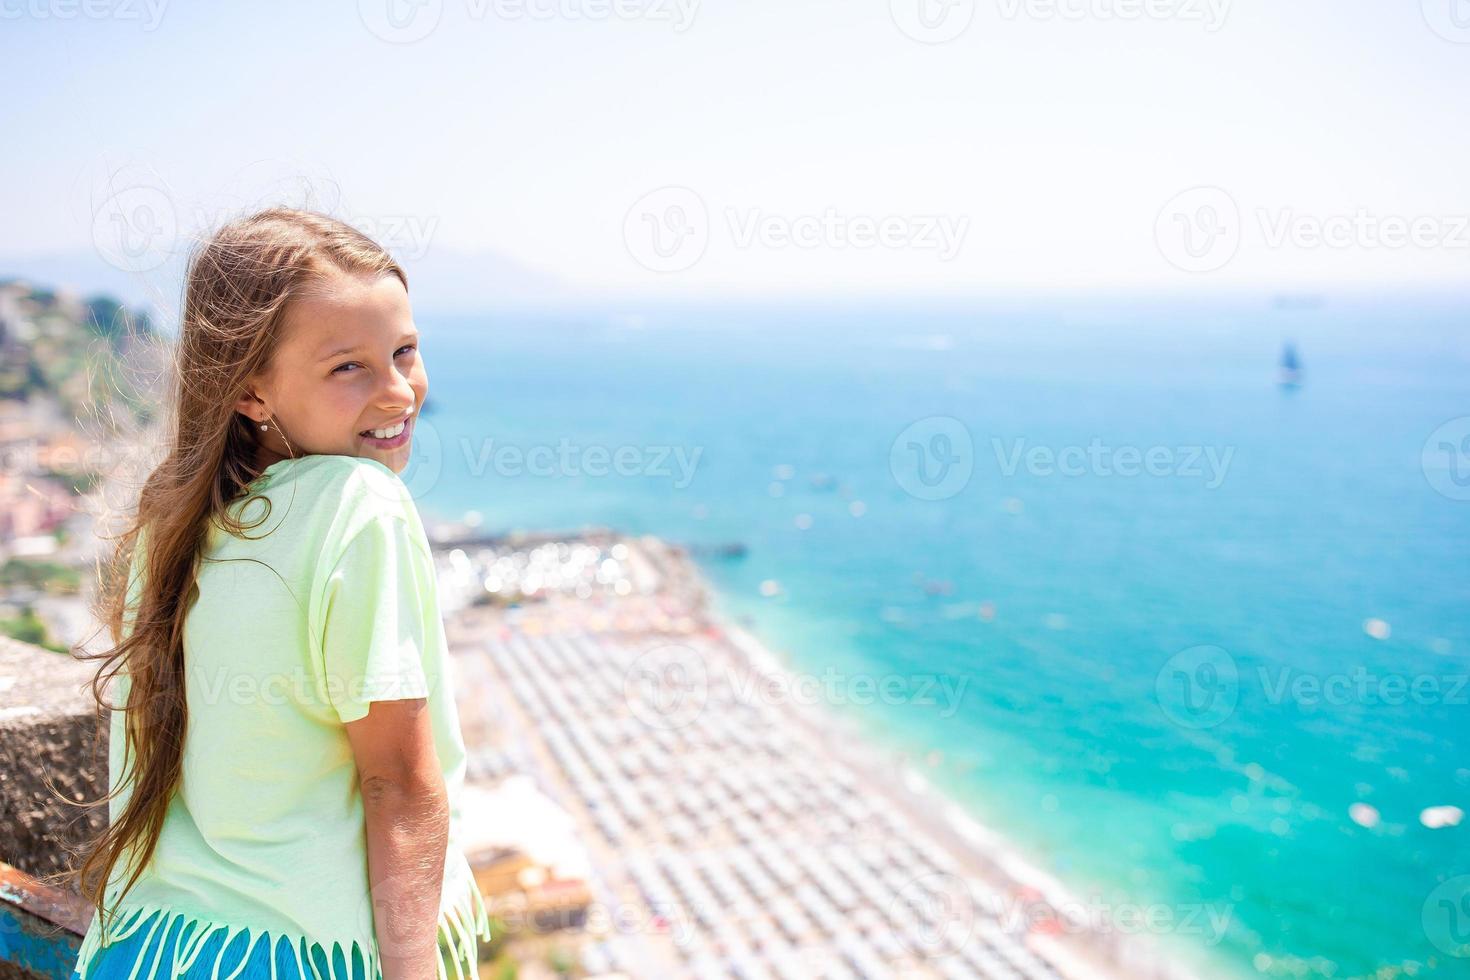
[366, 420, 406, 440]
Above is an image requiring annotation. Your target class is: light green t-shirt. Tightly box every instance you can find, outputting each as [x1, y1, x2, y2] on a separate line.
[74, 453, 491, 980]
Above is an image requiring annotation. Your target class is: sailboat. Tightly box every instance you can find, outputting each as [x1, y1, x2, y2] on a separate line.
[1279, 342, 1303, 389]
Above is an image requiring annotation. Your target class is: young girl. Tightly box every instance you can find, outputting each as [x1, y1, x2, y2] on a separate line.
[68, 208, 492, 980]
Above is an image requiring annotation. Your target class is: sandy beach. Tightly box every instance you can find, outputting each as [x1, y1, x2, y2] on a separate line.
[431, 528, 1208, 980]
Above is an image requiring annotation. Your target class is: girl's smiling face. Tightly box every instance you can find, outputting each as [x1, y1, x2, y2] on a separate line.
[236, 270, 426, 475]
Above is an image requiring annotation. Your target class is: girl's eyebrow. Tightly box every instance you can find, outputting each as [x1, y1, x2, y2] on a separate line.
[316, 331, 419, 363]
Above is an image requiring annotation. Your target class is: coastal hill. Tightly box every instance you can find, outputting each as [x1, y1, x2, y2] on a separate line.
[0, 279, 160, 654]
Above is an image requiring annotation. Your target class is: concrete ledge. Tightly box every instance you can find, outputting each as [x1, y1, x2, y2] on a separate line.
[0, 635, 107, 888]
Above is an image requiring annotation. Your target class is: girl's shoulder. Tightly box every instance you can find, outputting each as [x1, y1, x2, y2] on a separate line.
[297, 454, 427, 548]
[242, 453, 425, 557]
[287, 452, 408, 497]
[265, 453, 413, 509]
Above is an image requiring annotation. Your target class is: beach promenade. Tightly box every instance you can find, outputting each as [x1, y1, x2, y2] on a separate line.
[433, 530, 1198, 980]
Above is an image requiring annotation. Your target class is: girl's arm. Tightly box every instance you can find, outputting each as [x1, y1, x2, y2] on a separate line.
[346, 697, 450, 980]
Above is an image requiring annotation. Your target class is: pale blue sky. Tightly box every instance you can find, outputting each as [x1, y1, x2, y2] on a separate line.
[3, 0, 1468, 301]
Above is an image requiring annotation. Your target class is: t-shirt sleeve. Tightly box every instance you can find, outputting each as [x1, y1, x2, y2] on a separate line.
[315, 508, 438, 724]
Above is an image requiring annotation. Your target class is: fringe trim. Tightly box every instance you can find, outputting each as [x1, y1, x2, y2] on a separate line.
[436, 867, 493, 980]
[73, 874, 492, 980]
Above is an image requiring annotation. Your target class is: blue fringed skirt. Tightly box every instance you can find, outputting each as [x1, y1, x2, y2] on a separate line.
[69, 903, 486, 980]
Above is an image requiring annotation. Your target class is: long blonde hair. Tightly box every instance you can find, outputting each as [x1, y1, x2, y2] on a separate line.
[67, 207, 407, 922]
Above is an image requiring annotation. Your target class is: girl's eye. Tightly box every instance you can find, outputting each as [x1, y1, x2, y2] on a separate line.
[331, 345, 417, 375]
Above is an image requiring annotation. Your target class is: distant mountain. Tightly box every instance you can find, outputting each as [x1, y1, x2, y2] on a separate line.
[0, 278, 160, 426]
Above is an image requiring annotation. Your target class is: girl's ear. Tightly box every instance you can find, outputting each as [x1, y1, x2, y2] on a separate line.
[233, 386, 267, 425]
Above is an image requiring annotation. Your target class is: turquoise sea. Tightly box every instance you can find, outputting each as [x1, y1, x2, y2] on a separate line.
[409, 296, 1470, 979]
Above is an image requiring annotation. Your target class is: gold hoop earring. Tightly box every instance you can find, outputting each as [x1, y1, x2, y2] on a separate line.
[262, 414, 297, 459]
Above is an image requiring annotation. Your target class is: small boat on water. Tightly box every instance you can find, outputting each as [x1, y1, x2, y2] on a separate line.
[1279, 342, 1303, 389]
